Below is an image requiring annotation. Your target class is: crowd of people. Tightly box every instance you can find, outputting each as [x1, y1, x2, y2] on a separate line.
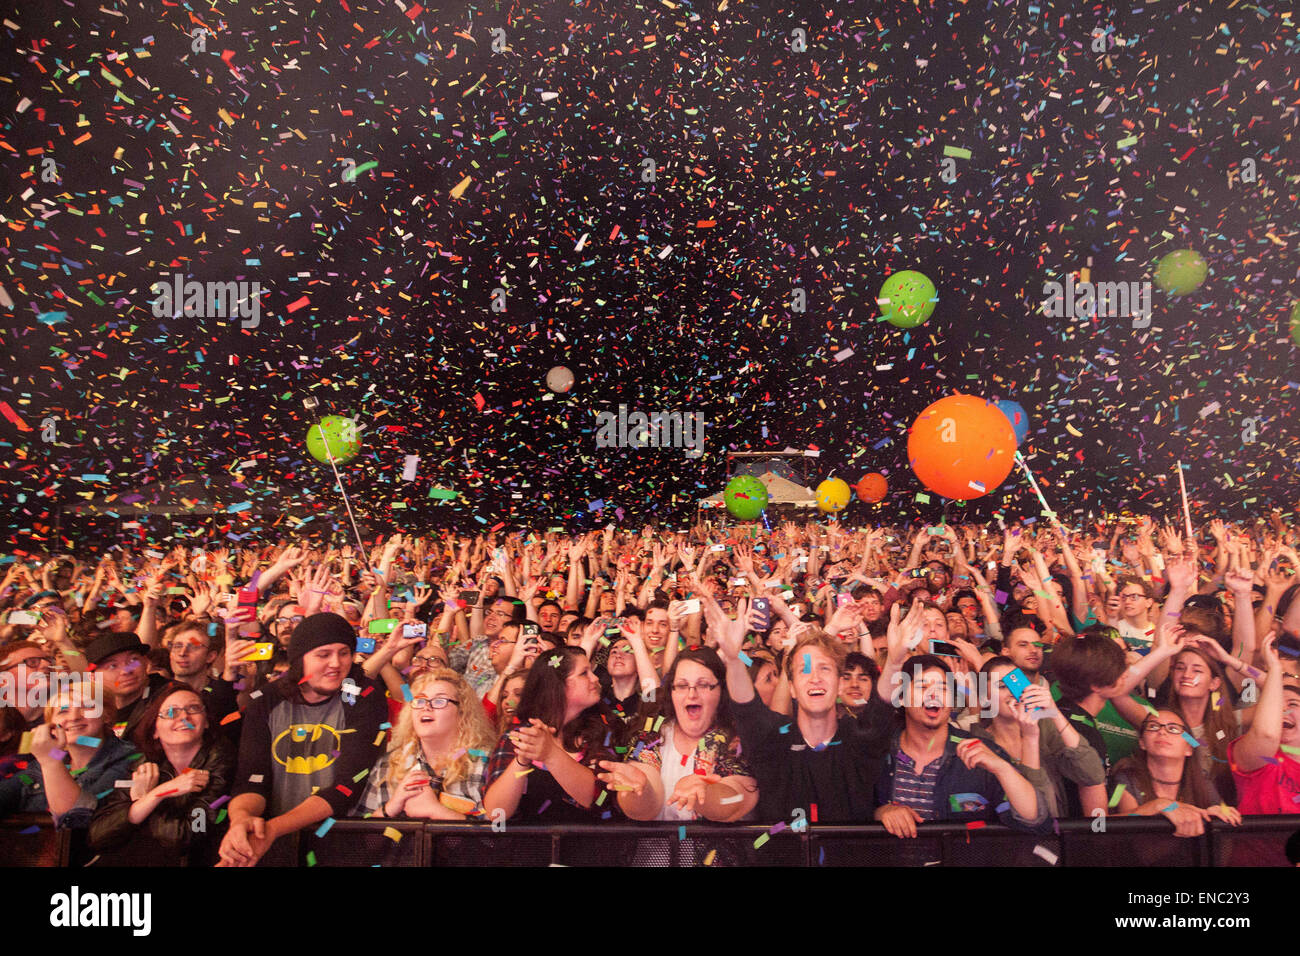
[2, 513, 1298, 865]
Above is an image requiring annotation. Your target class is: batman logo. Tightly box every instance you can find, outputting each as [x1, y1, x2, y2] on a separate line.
[272, 722, 355, 775]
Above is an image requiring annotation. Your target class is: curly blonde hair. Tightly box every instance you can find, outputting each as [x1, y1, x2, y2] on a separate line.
[384, 668, 495, 791]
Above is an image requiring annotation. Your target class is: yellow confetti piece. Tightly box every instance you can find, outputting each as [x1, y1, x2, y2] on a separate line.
[1065, 423, 1083, 438]
[382, 826, 403, 842]
[514, 767, 534, 778]
[449, 175, 471, 199]
[18, 731, 33, 755]
[703, 849, 717, 866]
[373, 731, 386, 746]
[218, 108, 234, 126]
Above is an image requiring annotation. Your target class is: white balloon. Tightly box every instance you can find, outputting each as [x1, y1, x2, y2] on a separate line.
[546, 365, 574, 393]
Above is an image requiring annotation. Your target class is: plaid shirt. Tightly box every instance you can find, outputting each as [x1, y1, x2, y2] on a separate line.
[354, 746, 487, 818]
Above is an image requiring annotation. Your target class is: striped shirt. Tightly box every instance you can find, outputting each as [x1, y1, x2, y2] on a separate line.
[889, 748, 947, 821]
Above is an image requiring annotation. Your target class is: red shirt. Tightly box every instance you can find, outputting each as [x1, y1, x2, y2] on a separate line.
[1227, 736, 1300, 814]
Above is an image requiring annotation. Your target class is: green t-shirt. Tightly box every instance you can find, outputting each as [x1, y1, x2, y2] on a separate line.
[1050, 682, 1139, 764]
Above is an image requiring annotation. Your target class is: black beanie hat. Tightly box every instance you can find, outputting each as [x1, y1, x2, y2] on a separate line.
[287, 612, 356, 664]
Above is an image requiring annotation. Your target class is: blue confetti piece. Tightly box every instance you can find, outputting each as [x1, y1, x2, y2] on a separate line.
[1181, 732, 1200, 749]
[20, 825, 41, 835]
[315, 817, 336, 837]
[737, 651, 752, 666]
[778, 724, 790, 734]
[802, 653, 811, 674]
[75, 735, 102, 748]
[678, 825, 686, 841]
[995, 801, 1010, 813]
[401, 683, 414, 702]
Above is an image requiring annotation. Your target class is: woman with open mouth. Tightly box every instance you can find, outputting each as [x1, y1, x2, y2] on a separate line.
[354, 668, 495, 820]
[597, 647, 757, 824]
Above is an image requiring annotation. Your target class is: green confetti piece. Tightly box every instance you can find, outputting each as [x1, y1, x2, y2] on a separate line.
[343, 160, 378, 182]
[1117, 135, 1138, 149]
[753, 832, 770, 849]
[1108, 783, 1126, 808]
[215, 808, 227, 825]
[942, 145, 971, 159]
[306, 850, 317, 867]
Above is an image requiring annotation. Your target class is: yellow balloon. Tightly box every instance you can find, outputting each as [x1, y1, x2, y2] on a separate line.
[816, 478, 851, 513]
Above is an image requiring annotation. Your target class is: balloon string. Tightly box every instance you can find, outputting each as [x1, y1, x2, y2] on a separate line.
[314, 421, 369, 559]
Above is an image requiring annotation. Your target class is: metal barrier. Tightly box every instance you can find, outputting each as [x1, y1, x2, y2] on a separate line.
[3, 814, 1297, 867]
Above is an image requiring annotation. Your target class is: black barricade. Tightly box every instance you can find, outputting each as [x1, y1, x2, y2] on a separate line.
[3, 814, 1297, 867]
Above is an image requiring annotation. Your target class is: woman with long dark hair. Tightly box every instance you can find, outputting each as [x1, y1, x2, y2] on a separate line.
[596, 647, 758, 822]
[482, 646, 616, 821]
[1109, 708, 1242, 838]
[88, 681, 235, 865]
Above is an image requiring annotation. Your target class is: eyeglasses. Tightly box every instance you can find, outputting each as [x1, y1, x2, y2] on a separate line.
[1142, 721, 1188, 736]
[411, 696, 458, 710]
[412, 655, 446, 667]
[671, 681, 719, 694]
[2, 655, 54, 672]
[276, 615, 304, 627]
[158, 704, 205, 720]
[1121, 593, 1146, 600]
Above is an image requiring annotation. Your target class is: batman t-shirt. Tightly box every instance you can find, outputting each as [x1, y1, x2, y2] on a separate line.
[233, 674, 385, 819]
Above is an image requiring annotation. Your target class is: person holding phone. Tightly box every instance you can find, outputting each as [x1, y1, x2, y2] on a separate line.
[355, 669, 495, 819]
[971, 657, 1106, 818]
[88, 682, 235, 865]
[482, 647, 615, 823]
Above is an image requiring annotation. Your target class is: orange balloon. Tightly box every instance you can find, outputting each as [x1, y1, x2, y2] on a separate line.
[907, 394, 1016, 500]
[855, 473, 888, 503]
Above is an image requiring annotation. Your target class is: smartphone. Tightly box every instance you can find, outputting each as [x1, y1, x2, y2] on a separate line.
[929, 640, 960, 658]
[8, 610, 39, 626]
[522, 622, 540, 638]
[1001, 667, 1031, 701]
[239, 643, 275, 662]
[909, 568, 929, 579]
[604, 617, 623, 637]
[752, 597, 771, 630]
[678, 598, 701, 615]
[403, 622, 427, 639]
[237, 586, 259, 610]
[836, 592, 854, 609]
[368, 618, 399, 634]
[356, 636, 377, 654]
[458, 590, 480, 607]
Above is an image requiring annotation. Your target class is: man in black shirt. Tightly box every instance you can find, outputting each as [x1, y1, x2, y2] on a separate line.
[712, 596, 918, 823]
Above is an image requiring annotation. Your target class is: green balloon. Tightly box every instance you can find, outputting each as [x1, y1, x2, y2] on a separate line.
[878, 270, 937, 328]
[723, 475, 768, 521]
[1291, 300, 1300, 347]
[306, 416, 361, 464]
[1154, 249, 1207, 296]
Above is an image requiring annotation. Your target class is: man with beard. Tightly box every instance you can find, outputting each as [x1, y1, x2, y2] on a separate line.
[218, 613, 384, 866]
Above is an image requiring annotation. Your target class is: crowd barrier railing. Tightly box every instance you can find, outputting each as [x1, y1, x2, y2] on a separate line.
[3, 814, 1296, 867]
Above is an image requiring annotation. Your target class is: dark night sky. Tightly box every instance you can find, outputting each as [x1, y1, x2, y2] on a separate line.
[1, 0, 1296, 549]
